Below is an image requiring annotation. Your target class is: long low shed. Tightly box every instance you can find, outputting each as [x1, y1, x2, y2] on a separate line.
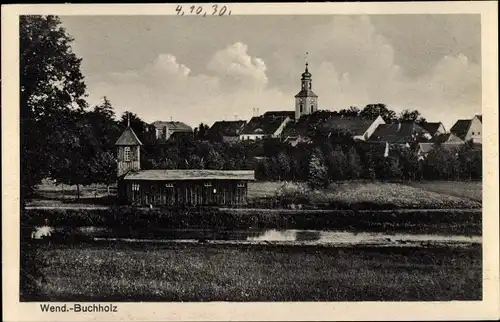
[118, 170, 255, 207]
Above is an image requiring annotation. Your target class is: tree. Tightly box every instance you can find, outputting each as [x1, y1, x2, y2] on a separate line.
[398, 109, 426, 124]
[308, 149, 328, 189]
[346, 147, 363, 179]
[194, 123, 210, 140]
[326, 145, 348, 181]
[20, 15, 87, 198]
[89, 151, 117, 195]
[276, 152, 291, 181]
[205, 148, 224, 170]
[338, 106, 360, 118]
[359, 104, 397, 123]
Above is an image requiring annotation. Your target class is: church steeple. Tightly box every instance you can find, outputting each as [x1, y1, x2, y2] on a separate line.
[295, 57, 318, 121]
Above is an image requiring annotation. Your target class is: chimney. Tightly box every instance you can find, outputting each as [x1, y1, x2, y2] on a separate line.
[170, 116, 173, 122]
[234, 114, 238, 120]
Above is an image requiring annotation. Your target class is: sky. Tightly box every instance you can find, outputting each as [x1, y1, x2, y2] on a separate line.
[59, 14, 481, 130]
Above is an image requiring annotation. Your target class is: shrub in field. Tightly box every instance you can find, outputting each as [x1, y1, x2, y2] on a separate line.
[275, 182, 310, 206]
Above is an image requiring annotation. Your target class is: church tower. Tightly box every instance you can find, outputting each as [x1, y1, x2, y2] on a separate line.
[115, 121, 143, 177]
[295, 62, 318, 121]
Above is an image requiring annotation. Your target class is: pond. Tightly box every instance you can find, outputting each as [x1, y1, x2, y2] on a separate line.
[26, 226, 481, 246]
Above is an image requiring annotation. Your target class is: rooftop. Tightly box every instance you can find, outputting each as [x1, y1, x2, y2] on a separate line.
[123, 169, 255, 181]
[115, 127, 143, 146]
[240, 116, 289, 135]
[369, 122, 431, 143]
[151, 121, 192, 132]
[449, 119, 472, 140]
[207, 120, 247, 137]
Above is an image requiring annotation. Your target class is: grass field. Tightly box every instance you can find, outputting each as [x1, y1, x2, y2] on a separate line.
[21, 242, 481, 302]
[405, 181, 482, 202]
[28, 180, 482, 210]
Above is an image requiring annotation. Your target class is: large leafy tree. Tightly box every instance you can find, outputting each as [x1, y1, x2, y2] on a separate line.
[20, 15, 87, 198]
[359, 103, 397, 123]
[398, 109, 426, 124]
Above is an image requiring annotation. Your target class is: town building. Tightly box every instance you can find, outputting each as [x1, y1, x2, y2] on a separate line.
[295, 63, 318, 121]
[450, 115, 482, 144]
[239, 115, 291, 141]
[419, 122, 446, 137]
[367, 121, 432, 147]
[116, 126, 255, 207]
[150, 120, 193, 142]
[206, 120, 247, 143]
[282, 114, 385, 146]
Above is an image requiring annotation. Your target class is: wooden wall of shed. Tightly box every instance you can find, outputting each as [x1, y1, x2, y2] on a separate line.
[121, 180, 249, 207]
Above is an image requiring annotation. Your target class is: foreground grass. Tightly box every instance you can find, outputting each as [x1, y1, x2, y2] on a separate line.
[22, 242, 481, 302]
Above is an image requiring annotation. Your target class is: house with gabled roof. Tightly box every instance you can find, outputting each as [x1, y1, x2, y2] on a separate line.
[367, 121, 432, 147]
[150, 120, 193, 142]
[450, 114, 482, 144]
[239, 115, 291, 141]
[419, 122, 446, 137]
[282, 113, 385, 146]
[206, 120, 247, 143]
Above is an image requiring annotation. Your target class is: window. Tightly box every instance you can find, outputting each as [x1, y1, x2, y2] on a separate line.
[132, 183, 140, 191]
[311, 105, 314, 112]
[165, 183, 174, 188]
[302, 83, 305, 89]
[204, 182, 212, 187]
[471, 132, 475, 135]
[124, 147, 131, 162]
[300, 104, 303, 113]
[478, 132, 481, 135]
[237, 183, 245, 188]
[309, 82, 311, 89]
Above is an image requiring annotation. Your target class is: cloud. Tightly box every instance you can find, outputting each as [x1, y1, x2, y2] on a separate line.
[86, 42, 284, 126]
[84, 16, 481, 130]
[207, 42, 268, 91]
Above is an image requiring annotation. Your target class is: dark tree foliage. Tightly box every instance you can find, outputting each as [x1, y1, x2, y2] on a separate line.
[20, 15, 87, 197]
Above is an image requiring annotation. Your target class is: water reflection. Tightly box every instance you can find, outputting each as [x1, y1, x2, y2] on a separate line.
[26, 226, 482, 245]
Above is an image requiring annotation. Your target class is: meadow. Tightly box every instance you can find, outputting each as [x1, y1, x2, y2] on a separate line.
[21, 241, 481, 302]
[28, 180, 482, 210]
[248, 180, 482, 209]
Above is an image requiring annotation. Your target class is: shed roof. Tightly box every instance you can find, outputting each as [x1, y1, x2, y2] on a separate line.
[115, 127, 143, 146]
[123, 169, 255, 181]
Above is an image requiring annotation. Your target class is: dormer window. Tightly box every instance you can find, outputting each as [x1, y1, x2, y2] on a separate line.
[124, 147, 131, 162]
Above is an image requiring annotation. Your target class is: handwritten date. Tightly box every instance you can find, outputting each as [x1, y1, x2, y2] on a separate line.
[175, 5, 231, 17]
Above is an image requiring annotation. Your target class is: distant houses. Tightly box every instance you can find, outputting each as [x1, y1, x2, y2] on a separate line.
[450, 115, 482, 144]
[239, 114, 292, 141]
[150, 120, 193, 142]
[206, 120, 247, 143]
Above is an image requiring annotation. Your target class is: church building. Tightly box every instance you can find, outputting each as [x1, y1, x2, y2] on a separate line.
[295, 62, 318, 121]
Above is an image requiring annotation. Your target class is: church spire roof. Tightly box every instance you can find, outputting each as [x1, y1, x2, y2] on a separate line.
[301, 62, 312, 79]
